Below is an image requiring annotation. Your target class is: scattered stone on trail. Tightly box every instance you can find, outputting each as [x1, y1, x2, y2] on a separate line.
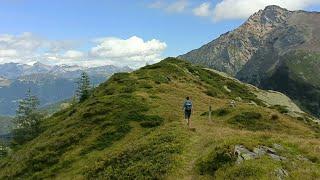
[273, 143, 284, 151]
[229, 100, 237, 108]
[253, 147, 267, 156]
[275, 168, 289, 180]
[234, 145, 257, 164]
[269, 153, 287, 161]
[224, 85, 232, 93]
[248, 101, 258, 106]
[235, 97, 242, 102]
[234, 145, 287, 164]
[307, 116, 320, 124]
[297, 155, 310, 162]
[262, 146, 277, 154]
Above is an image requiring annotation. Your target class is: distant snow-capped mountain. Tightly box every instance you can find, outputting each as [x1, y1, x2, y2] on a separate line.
[0, 62, 133, 115]
[0, 62, 133, 80]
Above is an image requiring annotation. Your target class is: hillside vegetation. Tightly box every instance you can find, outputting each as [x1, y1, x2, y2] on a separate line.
[0, 58, 319, 179]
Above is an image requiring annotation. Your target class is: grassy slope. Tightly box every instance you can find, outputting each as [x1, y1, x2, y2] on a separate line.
[0, 58, 319, 179]
[40, 99, 72, 116]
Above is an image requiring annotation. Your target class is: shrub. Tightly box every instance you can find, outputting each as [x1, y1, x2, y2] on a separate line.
[228, 112, 271, 131]
[296, 117, 304, 121]
[200, 111, 209, 116]
[139, 115, 164, 128]
[214, 108, 230, 116]
[81, 124, 131, 154]
[84, 132, 182, 179]
[112, 72, 130, 82]
[202, 108, 230, 117]
[205, 89, 218, 97]
[196, 146, 236, 176]
[270, 105, 289, 114]
[139, 82, 153, 89]
[270, 114, 279, 120]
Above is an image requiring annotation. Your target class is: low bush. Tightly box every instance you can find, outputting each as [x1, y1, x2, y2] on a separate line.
[84, 132, 182, 179]
[81, 123, 131, 154]
[201, 108, 230, 117]
[228, 112, 272, 131]
[270, 105, 289, 114]
[205, 89, 218, 97]
[270, 114, 279, 120]
[214, 108, 230, 116]
[196, 146, 236, 176]
[140, 115, 164, 128]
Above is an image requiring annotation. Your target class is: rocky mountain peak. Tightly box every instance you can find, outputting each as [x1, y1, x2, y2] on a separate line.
[264, 5, 288, 12]
[247, 5, 291, 26]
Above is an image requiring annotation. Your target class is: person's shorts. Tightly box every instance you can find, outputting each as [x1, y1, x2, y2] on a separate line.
[185, 110, 192, 119]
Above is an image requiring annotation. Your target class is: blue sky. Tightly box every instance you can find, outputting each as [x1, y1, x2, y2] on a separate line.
[0, 0, 320, 67]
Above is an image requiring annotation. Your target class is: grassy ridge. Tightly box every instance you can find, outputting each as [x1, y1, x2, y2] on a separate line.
[0, 58, 319, 179]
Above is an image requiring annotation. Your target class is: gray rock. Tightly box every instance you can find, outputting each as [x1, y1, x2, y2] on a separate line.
[235, 97, 242, 102]
[275, 168, 289, 180]
[224, 85, 232, 93]
[234, 145, 257, 163]
[261, 146, 277, 154]
[273, 143, 284, 151]
[253, 147, 267, 156]
[248, 101, 258, 106]
[269, 153, 287, 161]
[297, 155, 310, 162]
[229, 100, 237, 108]
[235, 145, 287, 163]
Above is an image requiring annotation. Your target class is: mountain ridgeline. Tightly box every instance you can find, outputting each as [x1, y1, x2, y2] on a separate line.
[179, 5, 320, 117]
[1, 58, 319, 179]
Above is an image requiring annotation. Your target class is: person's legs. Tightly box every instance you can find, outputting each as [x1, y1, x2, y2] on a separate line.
[187, 110, 191, 128]
[184, 111, 188, 123]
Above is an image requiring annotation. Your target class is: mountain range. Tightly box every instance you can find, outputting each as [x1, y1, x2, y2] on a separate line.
[179, 5, 320, 117]
[0, 62, 132, 115]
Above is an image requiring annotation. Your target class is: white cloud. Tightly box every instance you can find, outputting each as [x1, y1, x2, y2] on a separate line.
[0, 33, 167, 68]
[166, 0, 189, 13]
[0, 49, 18, 57]
[0, 32, 43, 58]
[149, 0, 166, 9]
[193, 2, 211, 17]
[212, 0, 320, 21]
[148, 0, 190, 13]
[149, 0, 320, 22]
[64, 50, 84, 59]
[90, 36, 167, 68]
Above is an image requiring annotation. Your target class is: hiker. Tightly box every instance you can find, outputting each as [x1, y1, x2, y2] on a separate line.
[183, 97, 193, 128]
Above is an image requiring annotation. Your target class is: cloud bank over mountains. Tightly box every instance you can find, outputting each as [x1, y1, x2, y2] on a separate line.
[149, 0, 320, 21]
[0, 33, 167, 68]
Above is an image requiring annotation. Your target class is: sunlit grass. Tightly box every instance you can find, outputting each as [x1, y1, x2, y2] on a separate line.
[0, 58, 319, 179]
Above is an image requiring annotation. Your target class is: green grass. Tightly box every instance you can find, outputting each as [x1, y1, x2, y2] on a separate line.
[270, 105, 289, 114]
[84, 129, 183, 179]
[1, 57, 320, 179]
[196, 145, 236, 176]
[227, 111, 280, 131]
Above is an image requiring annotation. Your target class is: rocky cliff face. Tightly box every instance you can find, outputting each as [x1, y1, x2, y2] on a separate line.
[179, 5, 320, 117]
[179, 5, 292, 75]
